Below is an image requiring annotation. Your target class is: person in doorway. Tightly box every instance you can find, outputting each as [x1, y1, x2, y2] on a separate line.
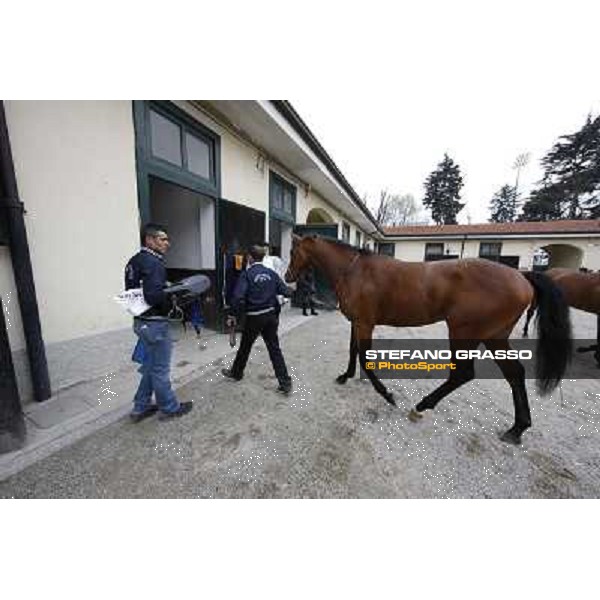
[297, 267, 318, 316]
[222, 245, 294, 394]
[124, 223, 193, 422]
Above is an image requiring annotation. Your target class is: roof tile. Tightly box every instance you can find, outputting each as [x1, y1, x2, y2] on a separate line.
[384, 219, 600, 237]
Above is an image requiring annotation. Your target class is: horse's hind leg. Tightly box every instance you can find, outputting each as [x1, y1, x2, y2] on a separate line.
[355, 322, 396, 406]
[522, 303, 536, 338]
[576, 315, 600, 366]
[336, 324, 357, 384]
[414, 342, 476, 414]
[485, 339, 531, 445]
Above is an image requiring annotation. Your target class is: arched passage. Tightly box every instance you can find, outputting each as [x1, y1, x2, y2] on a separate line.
[542, 243, 584, 269]
[306, 207, 335, 224]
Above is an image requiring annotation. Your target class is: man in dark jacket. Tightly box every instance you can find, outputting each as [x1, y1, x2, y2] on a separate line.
[222, 245, 294, 394]
[124, 223, 193, 422]
[297, 267, 319, 316]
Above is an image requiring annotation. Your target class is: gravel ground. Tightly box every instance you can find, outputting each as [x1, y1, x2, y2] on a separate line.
[2, 308, 600, 498]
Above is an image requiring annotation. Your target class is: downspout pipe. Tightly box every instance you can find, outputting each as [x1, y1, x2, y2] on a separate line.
[0, 101, 51, 404]
[460, 234, 467, 258]
[0, 292, 25, 453]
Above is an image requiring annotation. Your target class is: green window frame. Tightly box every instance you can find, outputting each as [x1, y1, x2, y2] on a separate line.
[133, 102, 221, 216]
[269, 171, 296, 225]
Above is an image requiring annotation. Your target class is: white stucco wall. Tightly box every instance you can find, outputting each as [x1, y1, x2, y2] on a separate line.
[390, 236, 600, 269]
[4, 101, 140, 345]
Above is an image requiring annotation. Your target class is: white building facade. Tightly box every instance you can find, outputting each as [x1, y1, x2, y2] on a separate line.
[0, 100, 379, 404]
[380, 221, 600, 271]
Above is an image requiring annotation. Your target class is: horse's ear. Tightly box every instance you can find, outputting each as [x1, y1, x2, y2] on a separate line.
[292, 233, 302, 244]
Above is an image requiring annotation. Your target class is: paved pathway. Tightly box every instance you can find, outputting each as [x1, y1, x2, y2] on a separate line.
[2, 308, 600, 498]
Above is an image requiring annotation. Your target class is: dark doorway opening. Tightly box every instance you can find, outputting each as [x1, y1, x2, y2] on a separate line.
[149, 176, 218, 328]
[218, 198, 266, 319]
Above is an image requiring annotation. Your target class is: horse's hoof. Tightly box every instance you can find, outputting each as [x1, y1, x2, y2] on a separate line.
[384, 393, 396, 407]
[415, 399, 433, 412]
[408, 408, 423, 422]
[499, 430, 522, 445]
[336, 374, 348, 385]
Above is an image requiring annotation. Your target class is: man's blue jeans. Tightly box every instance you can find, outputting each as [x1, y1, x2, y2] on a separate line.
[132, 319, 179, 414]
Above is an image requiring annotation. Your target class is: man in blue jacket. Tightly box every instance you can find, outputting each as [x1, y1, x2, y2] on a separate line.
[125, 223, 193, 422]
[222, 245, 294, 394]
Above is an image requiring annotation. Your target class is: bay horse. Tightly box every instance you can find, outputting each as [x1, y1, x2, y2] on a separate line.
[284, 235, 573, 445]
[522, 268, 600, 364]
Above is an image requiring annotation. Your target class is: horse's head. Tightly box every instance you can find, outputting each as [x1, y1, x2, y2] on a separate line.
[285, 234, 313, 282]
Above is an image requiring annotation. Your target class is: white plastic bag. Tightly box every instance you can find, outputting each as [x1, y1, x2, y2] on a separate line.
[114, 288, 151, 317]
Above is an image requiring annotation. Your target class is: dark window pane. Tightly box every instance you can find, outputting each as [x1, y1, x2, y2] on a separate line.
[273, 182, 283, 209]
[480, 242, 502, 257]
[283, 188, 293, 213]
[378, 243, 395, 257]
[425, 243, 444, 257]
[186, 133, 211, 179]
[342, 222, 350, 242]
[150, 110, 182, 166]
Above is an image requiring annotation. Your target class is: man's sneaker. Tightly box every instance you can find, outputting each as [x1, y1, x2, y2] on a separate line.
[222, 368, 242, 381]
[130, 405, 159, 423]
[276, 383, 292, 395]
[158, 402, 194, 421]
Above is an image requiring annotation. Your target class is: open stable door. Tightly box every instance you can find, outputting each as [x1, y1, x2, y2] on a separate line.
[293, 223, 339, 309]
[218, 198, 266, 325]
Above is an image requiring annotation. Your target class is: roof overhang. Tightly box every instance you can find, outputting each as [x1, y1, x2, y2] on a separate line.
[384, 232, 600, 242]
[195, 100, 380, 236]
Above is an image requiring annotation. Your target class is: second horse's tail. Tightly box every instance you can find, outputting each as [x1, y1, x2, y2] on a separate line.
[522, 271, 573, 395]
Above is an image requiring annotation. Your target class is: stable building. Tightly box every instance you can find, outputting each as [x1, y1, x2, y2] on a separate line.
[0, 100, 379, 406]
[380, 220, 600, 270]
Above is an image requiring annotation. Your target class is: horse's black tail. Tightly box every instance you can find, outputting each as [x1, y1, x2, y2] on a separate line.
[523, 271, 573, 395]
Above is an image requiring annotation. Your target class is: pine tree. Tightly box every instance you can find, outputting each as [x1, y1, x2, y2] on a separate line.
[520, 114, 600, 221]
[518, 185, 564, 221]
[423, 153, 465, 224]
[490, 185, 518, 222]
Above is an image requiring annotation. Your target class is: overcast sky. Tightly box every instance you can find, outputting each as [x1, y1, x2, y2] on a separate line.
[290, 4, 600, 225]
[293, 94, 599, 225]
[4, 2, 599, 229]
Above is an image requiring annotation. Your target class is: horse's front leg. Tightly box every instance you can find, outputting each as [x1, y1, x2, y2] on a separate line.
[356, 322, 396, 406]
[576, 316, 600, 367]
[336, 323, 357, 384]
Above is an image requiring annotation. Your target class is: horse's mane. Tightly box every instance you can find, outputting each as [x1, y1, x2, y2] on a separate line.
[307, 234, 374, 256]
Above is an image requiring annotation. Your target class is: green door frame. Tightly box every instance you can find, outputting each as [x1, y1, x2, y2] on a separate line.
[132, 100, 225, 324]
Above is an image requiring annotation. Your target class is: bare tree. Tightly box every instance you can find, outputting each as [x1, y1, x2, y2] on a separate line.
[375, 190, 423, 226]
[513, 152, 530, 205]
